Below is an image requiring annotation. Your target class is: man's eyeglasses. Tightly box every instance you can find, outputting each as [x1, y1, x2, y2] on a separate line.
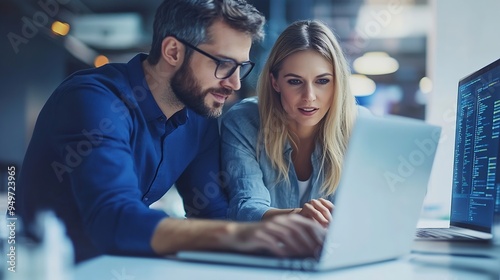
[176, 38, 255, 80]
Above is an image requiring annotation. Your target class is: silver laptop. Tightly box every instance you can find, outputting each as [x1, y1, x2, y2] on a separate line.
[176, 115, 440, 271]
[415, 58, 500, 242]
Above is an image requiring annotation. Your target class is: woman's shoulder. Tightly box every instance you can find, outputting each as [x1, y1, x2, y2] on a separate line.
[221, 97, 260, 127]
[226, 96, 259, 115]
[220, 97, 260, 145]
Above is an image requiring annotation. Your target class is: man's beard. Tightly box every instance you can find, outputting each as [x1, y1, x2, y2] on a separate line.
[170, 60, 233, 118]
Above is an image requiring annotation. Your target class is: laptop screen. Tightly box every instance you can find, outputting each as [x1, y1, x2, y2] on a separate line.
[451, 58, 500, 232]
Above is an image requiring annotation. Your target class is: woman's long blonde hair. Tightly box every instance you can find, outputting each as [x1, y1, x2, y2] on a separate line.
[257, 20, 357, 196]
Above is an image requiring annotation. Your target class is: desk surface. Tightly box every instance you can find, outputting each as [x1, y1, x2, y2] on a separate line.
[75, 240, 500, 280]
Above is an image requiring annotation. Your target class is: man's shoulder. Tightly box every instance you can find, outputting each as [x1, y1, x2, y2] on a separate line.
[60, 63, 129, 93]
[49, 62, 141, 113]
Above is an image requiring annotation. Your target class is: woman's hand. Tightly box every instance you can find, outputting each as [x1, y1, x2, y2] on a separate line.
[297, 198, 334, 228]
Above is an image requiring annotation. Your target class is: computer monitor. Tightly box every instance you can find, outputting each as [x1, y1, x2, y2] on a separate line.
[452, 58, 500, 231]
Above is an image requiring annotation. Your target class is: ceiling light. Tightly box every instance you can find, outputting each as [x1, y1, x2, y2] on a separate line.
[350, 74, 376, 96]
[94, 55, 109, 68]
[71, 13, 143, 49]
[353, 52, 399, 75]
[51, 21, 70, 36]
[419, 77, 433, 94]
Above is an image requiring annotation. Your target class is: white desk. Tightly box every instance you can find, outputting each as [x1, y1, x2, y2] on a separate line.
[75, 240, 500, 280]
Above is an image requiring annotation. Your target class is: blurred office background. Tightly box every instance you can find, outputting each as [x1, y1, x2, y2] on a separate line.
[0, 0, 499, 220]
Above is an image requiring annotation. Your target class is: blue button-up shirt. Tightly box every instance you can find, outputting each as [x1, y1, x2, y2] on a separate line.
[18, 54, 228, 262]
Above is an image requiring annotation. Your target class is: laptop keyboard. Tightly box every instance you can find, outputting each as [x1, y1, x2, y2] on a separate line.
[415, 229, 481, 240]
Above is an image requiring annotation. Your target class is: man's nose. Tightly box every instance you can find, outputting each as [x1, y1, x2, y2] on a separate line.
[220, 68, 242, 91]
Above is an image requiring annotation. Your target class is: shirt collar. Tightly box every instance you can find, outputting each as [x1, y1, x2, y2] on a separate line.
[283, 139, 322, 160]
[169, 107, 189, 127]
[126, 53, 189, 124]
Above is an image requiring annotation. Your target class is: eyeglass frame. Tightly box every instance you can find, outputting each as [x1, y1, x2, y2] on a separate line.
[175, 37, 255, 81]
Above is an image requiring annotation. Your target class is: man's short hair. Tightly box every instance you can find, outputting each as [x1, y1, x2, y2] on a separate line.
[147, 0, 265, 65]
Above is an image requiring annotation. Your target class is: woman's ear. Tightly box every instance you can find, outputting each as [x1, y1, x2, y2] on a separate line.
[270, 73, 280, 93]
[161, 37, 184, 67]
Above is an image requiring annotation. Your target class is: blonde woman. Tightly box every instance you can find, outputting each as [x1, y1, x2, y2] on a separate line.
[221, 20, 368, 227]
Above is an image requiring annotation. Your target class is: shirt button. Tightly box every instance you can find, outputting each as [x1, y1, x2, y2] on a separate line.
[143, 197, 149, 202]
[157, 116, 166, 122]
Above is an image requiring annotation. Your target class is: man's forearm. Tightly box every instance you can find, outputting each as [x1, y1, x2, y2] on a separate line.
[150, 218, 239, 255]
[151, 214, 325, 258]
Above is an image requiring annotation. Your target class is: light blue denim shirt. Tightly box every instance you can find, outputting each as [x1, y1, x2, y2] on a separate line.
[220, 97, 335, 221]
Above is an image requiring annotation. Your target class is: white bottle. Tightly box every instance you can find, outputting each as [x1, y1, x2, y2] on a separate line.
[7, 212, 75, 280]
[38, 211, 75, 280]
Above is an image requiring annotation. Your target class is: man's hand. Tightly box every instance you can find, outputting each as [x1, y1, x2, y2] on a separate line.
[298, 198, 334, 228]
[230, 214, 326, 258]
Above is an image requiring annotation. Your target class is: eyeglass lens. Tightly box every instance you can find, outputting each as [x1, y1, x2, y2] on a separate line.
[216, 61, 253, 80]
